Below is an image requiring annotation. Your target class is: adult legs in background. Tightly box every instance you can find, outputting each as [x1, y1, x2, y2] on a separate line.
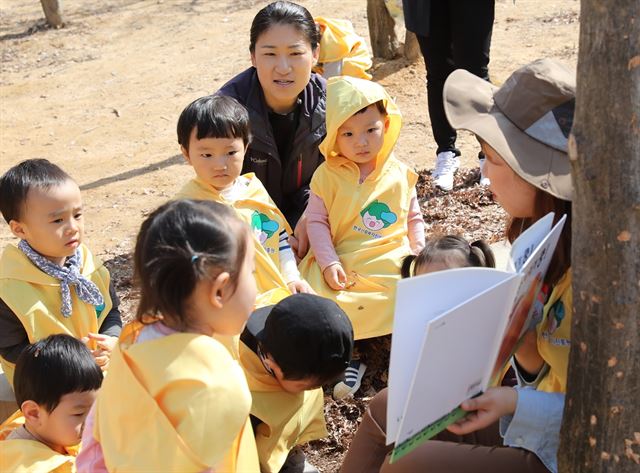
[416, 0, 495, 190]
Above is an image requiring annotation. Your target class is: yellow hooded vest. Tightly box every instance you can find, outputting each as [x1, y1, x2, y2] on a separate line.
[237, 342, 327, 473]
[536, 270, 573, 393]
[314, 17, 373, 80]
[299, 76, 417, 340]
[176, 174, 292, 308]
[0, 243, 112, 386]
[92, 322, 259, 472]
[0, 411, 78, 473]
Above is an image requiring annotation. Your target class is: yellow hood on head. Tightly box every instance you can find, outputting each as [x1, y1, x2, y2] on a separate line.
[320, 76, 401, 173]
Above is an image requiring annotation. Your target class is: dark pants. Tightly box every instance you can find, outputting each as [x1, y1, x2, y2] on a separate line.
[417, 0, 495, 155]
[340, 388, 549, 473]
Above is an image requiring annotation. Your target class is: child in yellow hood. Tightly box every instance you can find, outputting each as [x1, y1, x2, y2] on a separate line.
[298, 76, 425, 398]
[176, 95, 314, 307]
[0, 159, 122, 386]
[314, 17, 373, 80]
[239, 293, 353, 472]
[76, 200, 260, 472]
[0, 334, 102, 473]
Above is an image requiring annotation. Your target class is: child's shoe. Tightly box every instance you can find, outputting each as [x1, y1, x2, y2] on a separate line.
[279, 447, 319, 473]
[433, 151, 460, 191]
[332, 359, 367, 400]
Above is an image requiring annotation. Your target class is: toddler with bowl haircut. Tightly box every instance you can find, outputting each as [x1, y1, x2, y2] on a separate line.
[239, 293, 353, 472]
[175, 95, 314, 307]
[0, 334, 102, 473]
[0, 159, 121, 386]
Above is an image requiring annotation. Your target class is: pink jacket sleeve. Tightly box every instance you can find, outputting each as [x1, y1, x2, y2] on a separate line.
[76, 403, 109, 473]
[306, 192, 341, 271]
[407, 188, 426, 254]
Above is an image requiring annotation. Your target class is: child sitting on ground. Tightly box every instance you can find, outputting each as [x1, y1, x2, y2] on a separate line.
[314, 17, 372, 80]
[77, 200, 259, 472]
[401, 235, 496, 277]
[298, 76, 425, 398]
[175, 95, 313, 306]
[239, 293, 353, 473]
[0, 334, 102, 473]
[0, 159, 122, 386]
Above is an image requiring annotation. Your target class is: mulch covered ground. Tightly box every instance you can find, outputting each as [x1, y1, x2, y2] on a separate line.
[103, 167, 508, 472]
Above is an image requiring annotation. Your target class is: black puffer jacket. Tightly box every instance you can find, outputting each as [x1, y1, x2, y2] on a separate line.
[217, 67, 327, 226]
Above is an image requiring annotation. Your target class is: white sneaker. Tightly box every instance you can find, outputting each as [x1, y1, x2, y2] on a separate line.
[332, 359, 367, 400]
[478, 157, 490, 186]
[433, 151, 460, 191]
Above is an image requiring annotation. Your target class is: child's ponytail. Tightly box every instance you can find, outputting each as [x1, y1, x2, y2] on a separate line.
[469, 240, 496, 269]
[400, 254, 417, 278]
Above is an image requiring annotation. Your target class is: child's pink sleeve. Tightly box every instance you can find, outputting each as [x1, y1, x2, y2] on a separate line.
[407, 188, 426, 254]
[306, 192, 340, 271]
[76, 403, 108, 473]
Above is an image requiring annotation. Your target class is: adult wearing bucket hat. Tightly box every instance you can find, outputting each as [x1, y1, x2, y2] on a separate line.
[340, 59, 575, 473]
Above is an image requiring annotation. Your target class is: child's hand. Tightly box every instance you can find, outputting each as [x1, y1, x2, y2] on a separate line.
[287, 279, 316, 295]
[447, 387, 518, 435]
[82, 333, 118, 372]
[323, 263, 347, 290]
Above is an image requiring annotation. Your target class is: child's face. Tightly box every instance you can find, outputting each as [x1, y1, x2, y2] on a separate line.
[263, 355, 321, 394]
[182, 129, 246, 191]
[335, 105, 389, 165]
[30, 390, 97, 450]
[9, 179, 84, 266]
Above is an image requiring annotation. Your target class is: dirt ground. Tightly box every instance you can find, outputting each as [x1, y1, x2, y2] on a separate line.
[0, 0, 579, 470]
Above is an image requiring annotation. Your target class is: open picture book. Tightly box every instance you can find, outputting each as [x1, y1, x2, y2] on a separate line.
[386, 212, 567, 463]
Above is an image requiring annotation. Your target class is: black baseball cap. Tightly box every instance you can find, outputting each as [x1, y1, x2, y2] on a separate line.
[247, 293, 354, 381]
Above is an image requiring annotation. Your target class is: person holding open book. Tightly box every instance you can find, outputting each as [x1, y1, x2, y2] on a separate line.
[340, 58, 575, 473]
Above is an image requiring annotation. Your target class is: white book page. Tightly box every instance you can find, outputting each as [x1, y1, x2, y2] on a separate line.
[507, 212, 555, 272]
[387, 267, 517, 444]
[394, 272, 522, 446]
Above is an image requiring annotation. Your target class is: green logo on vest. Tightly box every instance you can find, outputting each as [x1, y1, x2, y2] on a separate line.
[251, 211, 279, 245]
[360, 200, 397, 231]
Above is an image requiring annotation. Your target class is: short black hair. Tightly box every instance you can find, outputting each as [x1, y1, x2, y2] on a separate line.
[0, 159, 72, 223]
[177, 95, 251, 153]
[14, 334, 103, 413]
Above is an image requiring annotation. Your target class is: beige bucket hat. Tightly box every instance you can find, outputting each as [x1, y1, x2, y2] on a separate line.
[443, 58, 575, 201]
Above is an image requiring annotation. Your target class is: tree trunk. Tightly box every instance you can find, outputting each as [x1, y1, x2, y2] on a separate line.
[366, 0, 398, 59]
[40, 0, 64, 28]
[403, 30, 420, 61]
[559, 1, 640, 472]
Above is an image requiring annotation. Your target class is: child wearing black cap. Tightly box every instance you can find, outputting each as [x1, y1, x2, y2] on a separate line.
[239, 293, 354, 473]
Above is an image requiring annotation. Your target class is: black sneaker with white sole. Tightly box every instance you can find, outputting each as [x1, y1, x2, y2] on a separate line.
[332, 359, 367, 400]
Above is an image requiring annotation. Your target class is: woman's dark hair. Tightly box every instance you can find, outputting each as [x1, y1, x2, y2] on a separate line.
[134, 199, 249, 330]
[177, 95, 251, 152]
[507, 191, 572, 287]
[401, 235, 496, 278]
[14, 334, 102, 413]
[0, 158, 72, 223]
[249, 1, 320, 52]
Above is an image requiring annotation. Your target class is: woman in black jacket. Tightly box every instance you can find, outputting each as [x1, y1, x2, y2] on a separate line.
[217, 1, 326, 251]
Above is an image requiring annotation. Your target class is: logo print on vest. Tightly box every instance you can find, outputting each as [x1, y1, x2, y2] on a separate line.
[543, 299, 565, 336]
[360, 200, 397, 231]
[251, 211, 279, 245]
